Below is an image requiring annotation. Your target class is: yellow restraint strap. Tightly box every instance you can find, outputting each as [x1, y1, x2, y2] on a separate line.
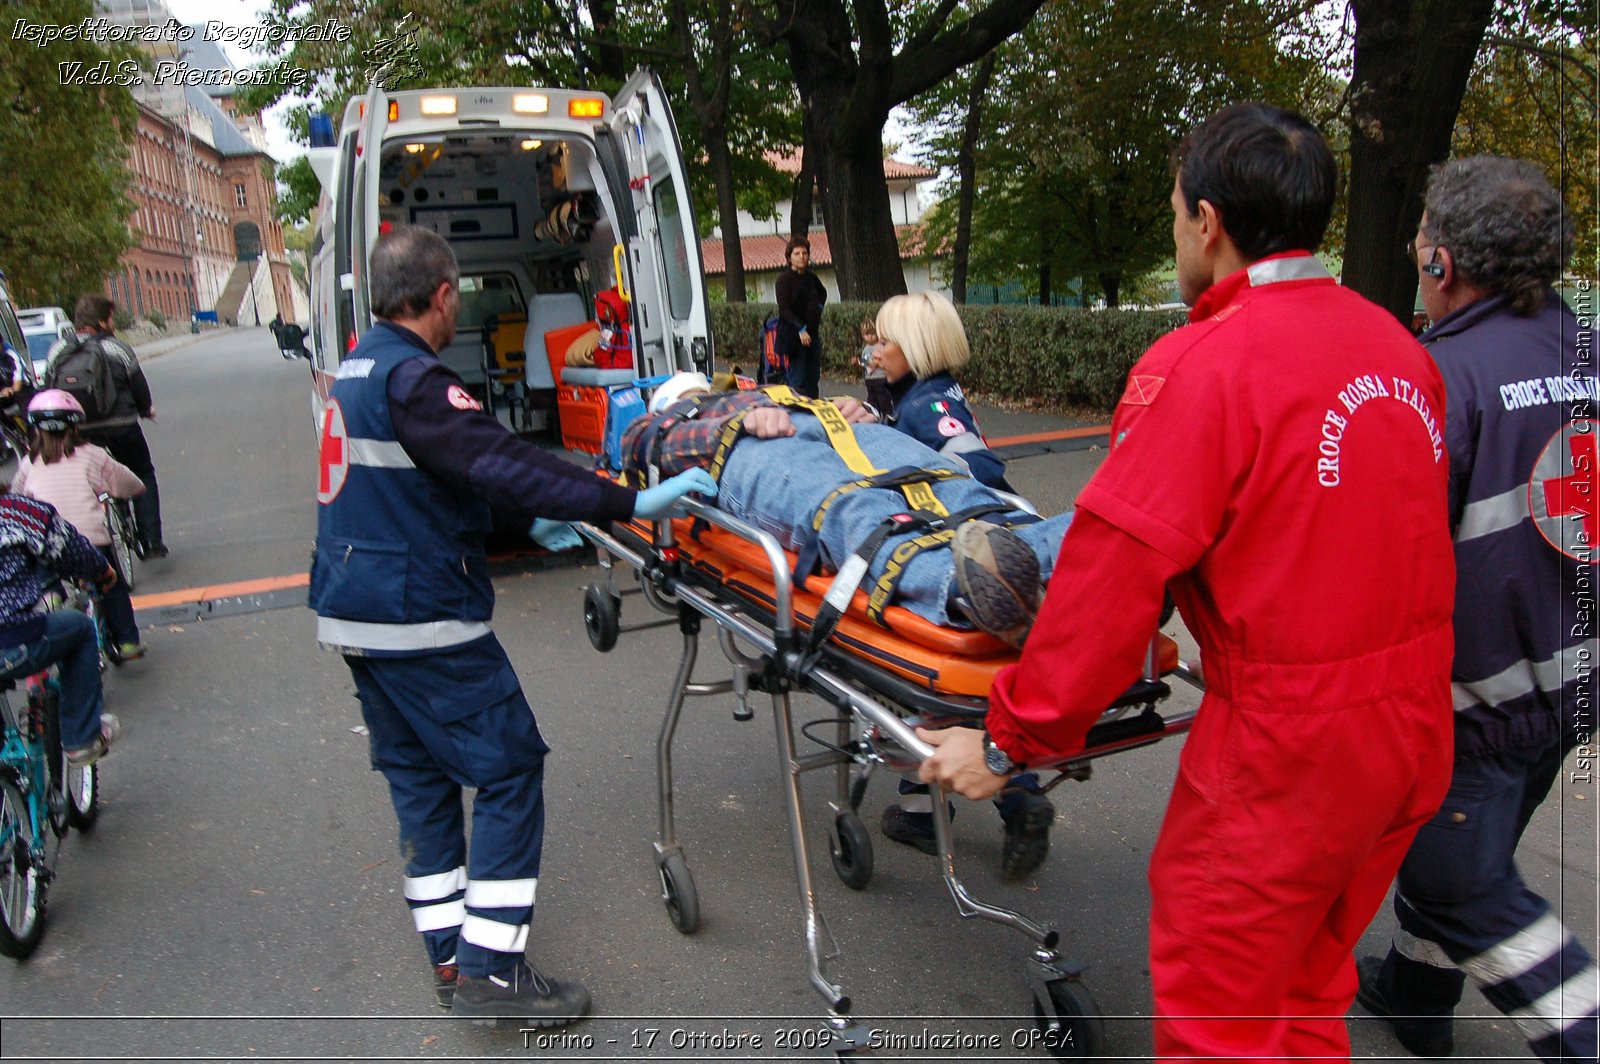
[753, 386, 948, 518]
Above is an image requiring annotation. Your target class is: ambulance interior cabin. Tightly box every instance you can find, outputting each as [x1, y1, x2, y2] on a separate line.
[374, 130, 639, 449]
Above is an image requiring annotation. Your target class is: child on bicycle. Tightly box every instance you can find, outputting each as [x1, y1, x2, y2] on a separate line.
[0, 487, 120, 767]
[11, 390, 146, 661]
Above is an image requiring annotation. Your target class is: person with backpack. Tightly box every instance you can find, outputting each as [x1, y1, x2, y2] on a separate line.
[47, 296, 166, 559]
[11, 389, 147, 661]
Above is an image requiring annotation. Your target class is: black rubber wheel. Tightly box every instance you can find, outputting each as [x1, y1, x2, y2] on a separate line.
[0, 779, 47, 959]
[658, 852, 699, 934]
[829, 811, 874, 890]
[1033, 977, 1107, 1058]
[38, 687, 70, 838]
[583, 585, 621, 653]
[39, 683, 96, 831]
[107, 502, 138, 589]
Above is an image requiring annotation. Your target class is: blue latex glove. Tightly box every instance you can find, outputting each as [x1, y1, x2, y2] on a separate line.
[633, 468, 719, 520]
[529, 518, 583, 551]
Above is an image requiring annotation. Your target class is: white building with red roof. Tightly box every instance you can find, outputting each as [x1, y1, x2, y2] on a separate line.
[702, 150, 944, 301]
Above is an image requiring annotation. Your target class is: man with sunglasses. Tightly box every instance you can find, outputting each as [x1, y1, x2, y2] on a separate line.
[1357, 156, 1598, 1062]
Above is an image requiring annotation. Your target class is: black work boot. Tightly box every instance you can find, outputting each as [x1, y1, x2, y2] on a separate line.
[999, 792, 1055, 882]
[452, 960, 591, 1027]
[1355, 953, 1461, 1057]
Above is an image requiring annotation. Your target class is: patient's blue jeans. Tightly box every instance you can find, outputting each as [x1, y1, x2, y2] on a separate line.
[714, 414, 1070, 626]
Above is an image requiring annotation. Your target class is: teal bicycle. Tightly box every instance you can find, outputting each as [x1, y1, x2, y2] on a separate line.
[0, 664, 99, 959]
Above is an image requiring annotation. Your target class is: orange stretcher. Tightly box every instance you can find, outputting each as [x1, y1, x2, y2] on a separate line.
[575, 498, 1198, 1057]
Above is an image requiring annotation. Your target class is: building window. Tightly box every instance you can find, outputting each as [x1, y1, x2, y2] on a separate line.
[235, 183, 248, 208]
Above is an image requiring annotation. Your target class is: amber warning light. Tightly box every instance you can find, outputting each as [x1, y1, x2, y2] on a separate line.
[568, 98, 604, 119]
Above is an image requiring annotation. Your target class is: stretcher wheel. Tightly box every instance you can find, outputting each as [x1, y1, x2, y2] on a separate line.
[658, 853, 699, 934]
[1033, 977, 1106, 1058]
[583, 585, 621, 652]
[829, 811, 874, 890]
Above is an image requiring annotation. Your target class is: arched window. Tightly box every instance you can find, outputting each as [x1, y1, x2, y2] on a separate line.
[233, 221, 262, 262]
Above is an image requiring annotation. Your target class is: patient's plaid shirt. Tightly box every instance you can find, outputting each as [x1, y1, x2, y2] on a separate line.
[619, 391, 775, 479]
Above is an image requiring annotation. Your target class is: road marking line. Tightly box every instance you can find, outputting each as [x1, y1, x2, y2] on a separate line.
[986, 424, 1110, 447]
[130, 573, 308, 611]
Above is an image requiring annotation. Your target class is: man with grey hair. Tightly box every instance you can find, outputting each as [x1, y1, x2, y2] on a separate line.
[1358, 157, 1599, 1061]
[310, 226, 713, 1027]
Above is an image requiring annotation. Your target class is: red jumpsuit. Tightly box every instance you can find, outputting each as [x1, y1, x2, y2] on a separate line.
[986, 253, 1457, 1061]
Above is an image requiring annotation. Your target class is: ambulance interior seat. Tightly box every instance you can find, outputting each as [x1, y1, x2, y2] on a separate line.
[436, 262, 527, 391]
[524, 292, 588, 389]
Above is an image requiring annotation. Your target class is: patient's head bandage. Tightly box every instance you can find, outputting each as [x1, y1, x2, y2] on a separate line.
[649, 371, 711, 414]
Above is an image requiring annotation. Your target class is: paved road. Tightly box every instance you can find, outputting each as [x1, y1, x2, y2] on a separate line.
[0, 326, 1592, 1062]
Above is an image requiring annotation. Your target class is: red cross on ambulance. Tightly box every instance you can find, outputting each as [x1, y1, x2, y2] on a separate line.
[1532, 419, 1597, 562]
[319, 399, 349, 504]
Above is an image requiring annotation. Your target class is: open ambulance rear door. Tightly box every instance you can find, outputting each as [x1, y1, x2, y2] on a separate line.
[607, 70, 712, 377]
[349, 81, 390, 341]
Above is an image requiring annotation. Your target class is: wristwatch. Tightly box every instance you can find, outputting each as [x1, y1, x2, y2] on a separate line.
[982, 730, 1019, 776]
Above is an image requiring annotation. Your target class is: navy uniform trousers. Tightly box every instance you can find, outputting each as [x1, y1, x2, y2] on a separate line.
[346, 634, 548, 980]
[1379, 737, 1599, 1061]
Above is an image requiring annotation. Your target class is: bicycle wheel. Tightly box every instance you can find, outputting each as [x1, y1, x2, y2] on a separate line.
[106, 503, 137, 591]
[41, 683, 98, 831]
[0, 420, 28, 466]
[0, 778, 46, 959]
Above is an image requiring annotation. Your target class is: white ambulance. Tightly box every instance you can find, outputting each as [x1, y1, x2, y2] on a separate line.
[303, 70, 711, 446]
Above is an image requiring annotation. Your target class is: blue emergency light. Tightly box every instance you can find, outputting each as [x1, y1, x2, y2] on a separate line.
[309, 114, 336, 148]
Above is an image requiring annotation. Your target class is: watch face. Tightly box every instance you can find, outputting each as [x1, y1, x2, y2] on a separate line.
[984, 740, 1011, 776]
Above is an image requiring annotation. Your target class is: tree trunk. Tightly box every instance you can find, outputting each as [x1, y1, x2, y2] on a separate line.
[797, 69, 903, 300]
[1099, 271, 1120, 308]
[1038, 227, 1052, 305]
[818, 140, 906, 300]
[587, 0, 629, 85]
[791, 117, 818, 241]
[1342, 0, 1496, 323]
[705, 132, 746, 301]
[773, 0, 1046, 302]
[669, 0, 743, 299]
[952, 54, 998, 304]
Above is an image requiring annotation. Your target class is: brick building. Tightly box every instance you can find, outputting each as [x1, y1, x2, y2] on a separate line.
[97, 0, 302, 326]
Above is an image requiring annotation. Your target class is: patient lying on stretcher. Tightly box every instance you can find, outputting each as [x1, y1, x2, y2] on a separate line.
[618, 372, 1071, 649]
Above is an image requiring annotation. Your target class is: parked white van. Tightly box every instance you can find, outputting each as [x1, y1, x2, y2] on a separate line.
[304, 70, 711, 451]
[17, 305, 70, 377]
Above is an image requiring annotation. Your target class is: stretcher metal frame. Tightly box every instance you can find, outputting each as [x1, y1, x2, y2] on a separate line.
[578, 499, 1200, 1058]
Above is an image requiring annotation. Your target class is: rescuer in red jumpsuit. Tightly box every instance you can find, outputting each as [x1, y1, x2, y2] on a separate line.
[919, 102, 1457, 1062]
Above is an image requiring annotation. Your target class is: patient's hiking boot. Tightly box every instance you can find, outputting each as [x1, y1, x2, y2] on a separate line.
[452, 961, 590, 1027]
[433, 962, 459, 1008]
[998, 792, 1055, 882]
[952, 520, 1040, 648]
[880, 804, 938, 855]
[1355, 954, 1458, 1058]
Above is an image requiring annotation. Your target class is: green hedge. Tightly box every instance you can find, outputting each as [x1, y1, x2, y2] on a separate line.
[709, 301, 1187, 415]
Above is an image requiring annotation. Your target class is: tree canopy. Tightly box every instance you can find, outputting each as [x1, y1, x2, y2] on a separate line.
[910, 0, 1337, 306]
[0, 0, 136, 307]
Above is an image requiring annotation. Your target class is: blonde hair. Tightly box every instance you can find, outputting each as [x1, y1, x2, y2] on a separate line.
[874, 292, 969, 379]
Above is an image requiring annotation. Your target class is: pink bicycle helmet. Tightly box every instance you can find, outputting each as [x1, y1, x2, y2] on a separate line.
[26, 389, 85, 431]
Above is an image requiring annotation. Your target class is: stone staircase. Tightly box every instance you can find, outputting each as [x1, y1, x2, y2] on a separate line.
[214, 260, 256, 325]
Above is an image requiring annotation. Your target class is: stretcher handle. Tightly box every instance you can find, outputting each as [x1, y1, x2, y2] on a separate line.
[677, 496, 794, 639]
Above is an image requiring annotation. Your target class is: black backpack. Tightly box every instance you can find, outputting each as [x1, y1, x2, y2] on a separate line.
[756, 314, 786, 385]
[46, 336, 117, 423]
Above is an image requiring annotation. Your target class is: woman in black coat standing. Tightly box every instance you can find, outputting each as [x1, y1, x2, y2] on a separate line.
[774, 237, 827, 398]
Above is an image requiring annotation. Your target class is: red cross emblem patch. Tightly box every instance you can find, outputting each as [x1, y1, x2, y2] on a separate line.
[318, 399, 349, 504]
[1532, 419, 1597, 563]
